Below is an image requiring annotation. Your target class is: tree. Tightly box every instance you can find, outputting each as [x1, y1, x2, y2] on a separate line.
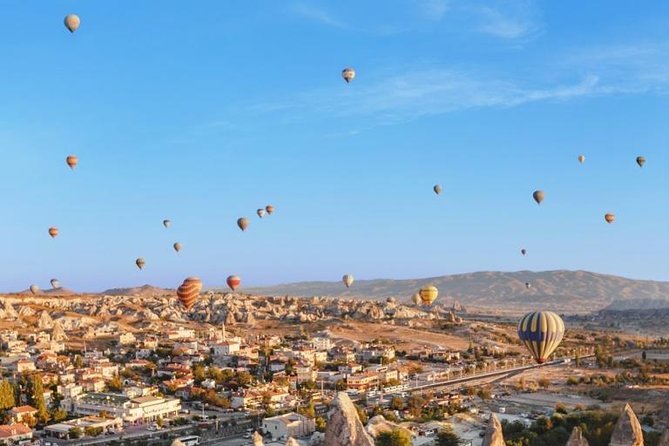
[436, 426, 462, 446]
[575, 351, 581, 367]
[27, 375, 49, 424]
[68, 427, 82, 439]
[642, 351, 647, 361]
[0, 381, 16, 410]
[315, 416, 327, 432]
[51, 408, 68, 423]
[74, 355, 84, 369]
[84, 426, 103, 437]
[108, 375, 123, 392]
[389, 396, 404, 411]
[193, 364, 206, 383]
[335, 379, 347, 391]
[376, 428, 412, 446]
[538, 377, 550, 389]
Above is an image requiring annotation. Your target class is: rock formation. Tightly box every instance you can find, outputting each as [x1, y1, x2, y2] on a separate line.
[252, 431, 264, 446]
[324, 392, 374, 446]
[482, 414, 505, 446]
[51, 320, 68, 341]
[285, 438, 300, 446]
[610, 404, 644, 446]
[566, 427, 589, 446]
[37, 311, 54, 329]
[658, 430, 669, 446]
[365, 415, 412, 439]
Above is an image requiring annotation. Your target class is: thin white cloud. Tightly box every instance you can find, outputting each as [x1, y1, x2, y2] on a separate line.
[474, 6, 538, 39]
[291, 3, 350, 30]
[419, 0, 450, 22]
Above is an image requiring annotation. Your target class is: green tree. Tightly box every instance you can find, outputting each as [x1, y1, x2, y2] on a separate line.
[74, 355, 84, 369]
[315, 416, 327, 432]
[84, 426, 103, 437]
[68, 427, 82, 439]
[51, 408, 68, 423]
[27, 375, 50, 424]
[193, 364, 206, 383]
[335, 379, 347, 391]
[0, 380, 16, 410]
[376, 428, 412, 446]
[108, 375, 123, 392]
[436, 426, 462, 446]
[389, 396, 404, 411]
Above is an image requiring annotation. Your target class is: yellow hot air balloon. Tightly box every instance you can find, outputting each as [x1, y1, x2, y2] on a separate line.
[419, 286, 438, 306]
[636, 156, 646, 167]
[433, 185, 442, 195]
[173, 242, 182, 252]
[342, 68, 356, 83]
[517, 311, 565, 364]
[578, 155, 585, 164]
[177, 276, 202, 310]
[48, 227, 59, 238]
[533, 190, 544, 205]
[64, 14, 80, 33]
[237, 218, 249, 231]
[66, 155, 78, 169]
[342, 274, 354, 288]
[136, 258, 145, 270]
[604, 213, 615, 224]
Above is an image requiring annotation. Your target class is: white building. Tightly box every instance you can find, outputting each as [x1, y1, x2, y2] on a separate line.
[262, 412, 315, 441]
[70, 393, 181, 423]
[212, 341, 240, 356]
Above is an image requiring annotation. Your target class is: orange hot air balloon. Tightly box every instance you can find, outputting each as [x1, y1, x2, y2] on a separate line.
[136, 258, 145, 270]
[66, 155, 78, 169]
[48, 227, 59, 238]
[533, 190, 544, 205]
[64, 14, 80, 33]
[237, 218, 249, 231]
[604, 213, 615, 224]
[177, 276, 202, 310]
[226, 275, 241, 291]
[173, 242, 182, 252]
[265, 205, 274, 215]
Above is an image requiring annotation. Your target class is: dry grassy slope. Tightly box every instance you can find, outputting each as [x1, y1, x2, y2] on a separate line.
[243, 270, 669, 312]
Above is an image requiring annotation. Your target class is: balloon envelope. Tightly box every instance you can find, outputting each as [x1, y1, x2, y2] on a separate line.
[163, 219, 171, 228]
[226, 275, 241, 291]
[64, 14, 80, 33]
[636, 156, 646, 167]
[521, 248, 527, 256]
[136, 258, 145, 270]
[50, 279, 60, 289]
[433, 185, 442, 195]
[411, 293, 422, 305]
[342, 274, 354, 288]
[48, 227, 59, 238]
[419, 286, 438, 305]
[177, 276, 202, 310]
[173, 242, 182, 252]
[604, 213, 615, 224]
[533, 190, 544, 205]
[342, 68, 355, 83]
[578, 155, 585, 164]
[257, 209, 266, 218]
[265, 205, 274, 215]
[237, 218, 249, 231]
[66, 155, 78, 169]
[517, 311, 565, 364]
[29, 285, 39, 295]
[525, 282, 532, 289]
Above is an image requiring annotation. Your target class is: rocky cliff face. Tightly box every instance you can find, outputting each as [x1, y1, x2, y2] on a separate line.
[610, 404, 644, 446]
[482, 414, 506, 446]
[566, 427, 590, 446]
[323, 392, 374, 446]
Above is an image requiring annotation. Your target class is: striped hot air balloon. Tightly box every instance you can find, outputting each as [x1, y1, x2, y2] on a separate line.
[517, 311, 565, 364]
[419, 285, 438, 306]
[226, 275, 241, 291]
[177, 277, 202, 311]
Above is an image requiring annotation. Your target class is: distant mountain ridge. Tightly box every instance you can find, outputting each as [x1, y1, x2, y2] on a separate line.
[100, 284, 172, 297]
[243, 270, 669, 313]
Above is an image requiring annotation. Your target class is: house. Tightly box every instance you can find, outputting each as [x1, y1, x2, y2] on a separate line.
[296, 365, 316, 384]
[212, 341, 240, 356]
[262, 412, 315, 441]
[70, 392, 181, 423]
[9, 405, 37, 423]
[346, 372, 379, 391]
[45, 416, 123, 439]
[118, 332, 136, 346]
[13, 359, 36, 373]
[0, 423, 32, 444]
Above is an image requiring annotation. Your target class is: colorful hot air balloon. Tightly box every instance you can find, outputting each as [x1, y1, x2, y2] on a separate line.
[342, 68, 356, 83]
[226, 275, 241, 291]
[636, 156, 646, 167]
[604, 213, 615, 224]
[66, 155, 78, 169]
[50, 279, 60, 289]
[411, 292, 422, 305]
[177, 276, 202, 310]
[533, 190, 544, 205]
[29, 285, 39, 295]
[433, 185, 442, 195]
[257, 209, 266, 218]
[265, 205, 274, 215]
[48, 227, 59, 238]
[578, 155, 585, 164]
[64, 14, 80, 33]
[163, 219, 171, 228]
[517, 311, 565, 364]
[136, 258, 145, 270]
[173, 242, 182, 252]
[419, 286, 438, 306]
[342, 274, 354, 288]
[521, 248, 527, 256]
[237, 218, 249, 231]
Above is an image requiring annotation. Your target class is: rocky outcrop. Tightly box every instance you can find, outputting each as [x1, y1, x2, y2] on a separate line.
[365, 415, 412, 439]
[37, 311, 54, 329]
[610, 404, 644, 446]
[324, 392, 374, 446]
[285, 438, 299, 446]
[566, 427, 589, 446]
[51, 321, 68, 341]
[482, 414, 505, 446]
[252, 431, 264, 446]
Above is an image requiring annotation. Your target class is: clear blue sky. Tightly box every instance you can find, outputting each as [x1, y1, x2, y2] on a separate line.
[0, 0, 667, 291]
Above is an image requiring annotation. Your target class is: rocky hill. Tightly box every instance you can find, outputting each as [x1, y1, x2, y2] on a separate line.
[244, 270, 669, 313]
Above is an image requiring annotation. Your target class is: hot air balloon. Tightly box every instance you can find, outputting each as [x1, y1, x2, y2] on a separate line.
[636, 156, 646, 167]
[342, 68, 356, 83]
[521, 248, 527, 256]
[342, 274, 354, 288]
[411, 292, 422, 305]
[227, 275, 241, 291]
[173, 242, 182, 252]
[177, 276, 202, 310]
[29, 285, 39, 295]
[419, 286, 438, 306]
[237, 218, 249, 231]
[64, 14, 80, 33]
[433, 185, 442, 195]
[604, 213, 615, 224]
[517, 311, 565, 364]
[163, 219, 171, 228]
[136, 258, 145, 270]
[525, 282, 532, 289]
[265, 205, 274, 215]
[48, 227, 59, 238]
[50, 279, 60, 289]
[533, 190, 544, 205]
[578, 155, 585, 164]
[66, 155, 78, 169]
[257, 209, 266, 218]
